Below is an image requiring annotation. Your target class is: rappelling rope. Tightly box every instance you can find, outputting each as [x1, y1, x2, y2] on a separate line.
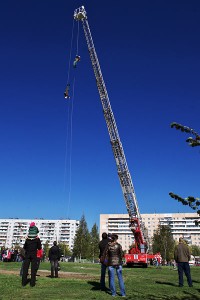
[64, 19, 80, 218]
[76, 20, 80, 55]
[66, 76, 75, 217]
[64, 17, 75, 192]
[67, 19, 75, 84]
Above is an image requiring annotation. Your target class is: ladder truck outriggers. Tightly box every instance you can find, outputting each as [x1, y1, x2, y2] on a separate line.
[74, 6, 160, 267]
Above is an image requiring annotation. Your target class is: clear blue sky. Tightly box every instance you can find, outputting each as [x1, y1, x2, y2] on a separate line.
[1, 1, 200, 230]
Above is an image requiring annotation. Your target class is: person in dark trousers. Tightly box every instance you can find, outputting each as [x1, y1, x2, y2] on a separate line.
[174, 237, 193, 287]
[99, 232, 109, 291]
[48, 241, 61, 278]
[22, 237, 42, 287]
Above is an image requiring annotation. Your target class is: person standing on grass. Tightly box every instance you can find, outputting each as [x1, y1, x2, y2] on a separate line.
[104, 234, 126, 297]
[174, 237, 193, 287]
[48, 241, 61, 278]
[99, 232, 109, 291]
[22, 237, 42, 287]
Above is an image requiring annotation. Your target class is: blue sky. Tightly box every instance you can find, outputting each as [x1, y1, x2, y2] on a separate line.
[1, 1, 200, 230]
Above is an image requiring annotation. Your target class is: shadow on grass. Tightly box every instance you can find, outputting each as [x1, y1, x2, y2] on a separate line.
[178, 292, 200, 300]
[143, 294, 200, 300]
[193, 280, 200, 284]
[154, 282, 200, 300]
[155, 280, 177, 287]
[87, 281, 102, 291]
[87, 281, 134, 298]
[87, 281, 111, 294]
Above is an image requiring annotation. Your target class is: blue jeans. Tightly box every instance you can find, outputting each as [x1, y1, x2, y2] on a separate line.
[108, 265, 126, 296]
[100, 263, 107, 289]
[177, 262, 192, 286]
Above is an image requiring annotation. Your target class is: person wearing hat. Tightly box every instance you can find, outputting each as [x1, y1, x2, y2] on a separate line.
[22, 235, 42, 287]
[28, 222, 39, 239]
[174, 237, 193, 287]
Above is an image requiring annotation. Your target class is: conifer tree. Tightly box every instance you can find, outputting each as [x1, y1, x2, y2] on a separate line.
[89, 223, 100, 262]
[72, 215, 90, 261]
[58, 242, 72, 257]
[43, 240, 50, 258]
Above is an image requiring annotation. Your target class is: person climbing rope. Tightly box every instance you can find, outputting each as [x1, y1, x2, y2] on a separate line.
[73, 55, 81, 68]
[64, 84, 70, 99]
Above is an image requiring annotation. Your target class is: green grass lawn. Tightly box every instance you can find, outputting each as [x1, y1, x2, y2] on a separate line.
[0, 262, 199, 300]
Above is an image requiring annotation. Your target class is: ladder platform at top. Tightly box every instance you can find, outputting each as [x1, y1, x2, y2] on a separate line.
[74, 6, 87, 21]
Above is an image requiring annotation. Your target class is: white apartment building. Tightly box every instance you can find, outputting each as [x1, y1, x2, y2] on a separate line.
[0, 218, 79, 250]
[141, 213, 200, 245]
[100, 213, 200, 252]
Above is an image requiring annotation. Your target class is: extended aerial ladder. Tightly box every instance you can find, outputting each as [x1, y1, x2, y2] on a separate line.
[74, 6, 150, 265]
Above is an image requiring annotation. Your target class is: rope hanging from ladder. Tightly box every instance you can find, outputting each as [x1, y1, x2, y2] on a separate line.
[64, 19, 81, 99]
[64, 18, 74, 99]
[63, 18, 80, 218]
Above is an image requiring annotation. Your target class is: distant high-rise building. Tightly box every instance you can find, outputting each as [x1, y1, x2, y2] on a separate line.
[100, 213, 200, 252]
[0, 218, 79, 250]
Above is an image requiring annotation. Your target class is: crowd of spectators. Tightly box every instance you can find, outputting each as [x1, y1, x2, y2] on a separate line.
[0, 246, 45, 263]
[0, 247, 23, 262]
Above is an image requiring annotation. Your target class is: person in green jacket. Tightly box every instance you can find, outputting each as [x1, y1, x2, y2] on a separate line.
[174, 237, 193, 287]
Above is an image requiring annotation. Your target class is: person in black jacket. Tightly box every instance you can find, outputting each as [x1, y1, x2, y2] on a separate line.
[48, 241, 61, 278]
[22, 237, 42, 287]
[99, 232, 109, 291]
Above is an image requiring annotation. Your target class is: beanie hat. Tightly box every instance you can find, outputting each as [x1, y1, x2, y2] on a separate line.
[30, 222, 35, 227]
